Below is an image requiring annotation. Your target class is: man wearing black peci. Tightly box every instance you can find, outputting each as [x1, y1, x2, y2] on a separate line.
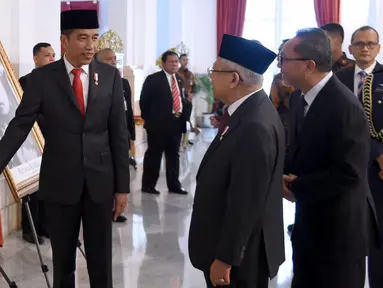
[19, 42, 55, 244]
[282, 28, 375, 287]
[140, 50, 192, 195]
[0, 10, 130, 287]
[189, 34, 285, 287]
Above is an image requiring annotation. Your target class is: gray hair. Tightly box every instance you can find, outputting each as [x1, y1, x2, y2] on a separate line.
[220, 57, 264, 86]
[294, 28, 332, 72]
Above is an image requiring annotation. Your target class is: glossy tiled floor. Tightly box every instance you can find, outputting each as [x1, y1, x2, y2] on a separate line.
[0, 129, 370, 287]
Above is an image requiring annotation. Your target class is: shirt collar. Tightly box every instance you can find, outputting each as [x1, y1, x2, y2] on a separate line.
[228, 87, 263, 116]
[163, 69, 175, 78]
[304, 71, 333, 106]
[63, 55, 89, 75]
[354, 61, 376, 77]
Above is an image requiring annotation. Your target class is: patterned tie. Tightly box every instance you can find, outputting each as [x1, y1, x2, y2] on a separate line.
[72, 68, 85, 116]
[358, 71, 367, 95]
[171, 75, 181, 113]
[218, 106, 229, 133]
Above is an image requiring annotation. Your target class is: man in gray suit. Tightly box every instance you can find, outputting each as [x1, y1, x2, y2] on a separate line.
[0, 10, 130, 288]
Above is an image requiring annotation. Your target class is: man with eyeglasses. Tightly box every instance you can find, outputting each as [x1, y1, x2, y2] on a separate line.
[281, 27, 375, 287]
[336, 26, 382, 96]
[336, 26, 383, 288]
[189, 34, 285, 288]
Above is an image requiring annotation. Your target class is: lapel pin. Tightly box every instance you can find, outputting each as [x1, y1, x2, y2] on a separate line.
[220, 126, 229, 141]
[94, 72, 99, 86]
[379, 100, 382, 104]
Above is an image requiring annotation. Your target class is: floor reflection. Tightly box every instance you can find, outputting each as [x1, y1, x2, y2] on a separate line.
[0, 128, 370, 287]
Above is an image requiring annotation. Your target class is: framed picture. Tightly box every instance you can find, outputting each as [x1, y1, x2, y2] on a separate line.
[0, 41, 44, 201]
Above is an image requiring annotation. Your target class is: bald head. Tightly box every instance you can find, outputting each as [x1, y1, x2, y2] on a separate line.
[96, 48, 117, 67]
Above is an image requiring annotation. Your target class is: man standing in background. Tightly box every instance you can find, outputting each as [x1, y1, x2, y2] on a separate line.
[96, 47, 135, 223]
[19, 42, 55, 244]
[140, 50, 192, 195]
[320, 23, 355, 72]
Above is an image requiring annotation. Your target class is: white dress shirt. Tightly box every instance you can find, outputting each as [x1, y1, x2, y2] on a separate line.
[63, 55, 90, 109]
[303, 71, 333, 115]
[228, 87, 263, 116]
[353, 61, 376, 96]
[163, 70, 183, 113]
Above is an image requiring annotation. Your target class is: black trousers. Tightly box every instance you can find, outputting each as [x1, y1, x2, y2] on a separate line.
[142, 119, 182, 191]
[21, 192, 46, 235]
[368, 175, 383, 288]
[45, 186, 113, 288]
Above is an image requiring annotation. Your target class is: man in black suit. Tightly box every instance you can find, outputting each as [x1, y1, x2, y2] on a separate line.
[0, 10, 130, 288]
[336, 26, 381, 96]
[96, 47, 136, 223]
[337, 26, 383, 288]
[281, 28, 373, 287]
[140, 50, 192, 195]
[19, 42, 55, 244]
[189, 34, 285, 288]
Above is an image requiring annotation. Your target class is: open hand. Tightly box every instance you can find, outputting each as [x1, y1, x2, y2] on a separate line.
[113, 193, 128, 221]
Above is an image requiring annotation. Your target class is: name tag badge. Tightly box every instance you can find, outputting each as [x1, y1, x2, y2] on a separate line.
[375, 84, 383, 94]
[123, 99, 127, 111]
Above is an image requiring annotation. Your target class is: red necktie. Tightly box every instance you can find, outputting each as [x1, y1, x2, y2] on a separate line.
[72, 68, 85, 116]
[171, 75, 181, 112]
[218, 107, 229, 133]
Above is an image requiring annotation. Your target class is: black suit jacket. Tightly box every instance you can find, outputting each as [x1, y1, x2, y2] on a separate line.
[335, 62, 383, 92]
[0, 59, 130, 204]
[139, 70, 192, 134]
[286, 75, 374, 283]
[189, 90, 285, 279]
[122, 78, 135, 141]
[19, 72, 46, 135]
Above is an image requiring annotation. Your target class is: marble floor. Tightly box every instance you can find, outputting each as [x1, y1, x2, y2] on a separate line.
[0, 128, 371, 287]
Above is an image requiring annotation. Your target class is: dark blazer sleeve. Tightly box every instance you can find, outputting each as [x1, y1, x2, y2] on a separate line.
[108, 69, 131, 194]
[0, 70, 41, 172]
[139, 74, 153, 121]
[291, 102, 370, 204]
[215, 122, 276, 266]
[19, 75, 27, 91]
[122, 79, 135, 141]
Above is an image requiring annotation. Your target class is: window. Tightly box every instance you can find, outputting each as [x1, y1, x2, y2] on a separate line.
[243, 0, 317, 92]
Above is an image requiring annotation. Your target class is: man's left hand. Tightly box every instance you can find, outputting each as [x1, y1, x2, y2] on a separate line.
[210, 259, 231, 286]
[113, 193, 128, 221]
[283, 174, 296, 202]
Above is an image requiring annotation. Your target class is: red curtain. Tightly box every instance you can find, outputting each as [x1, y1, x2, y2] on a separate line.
[216, 0, 247, 55]
[60, 2, 100, 55]
[314, 0, 341, 26]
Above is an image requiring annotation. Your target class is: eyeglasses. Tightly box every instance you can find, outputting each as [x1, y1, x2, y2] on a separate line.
[207, 67, 243, 81]
[351, 41, 379, 49]
[207, 67, 237, 76]
[278, 55, 311, 66]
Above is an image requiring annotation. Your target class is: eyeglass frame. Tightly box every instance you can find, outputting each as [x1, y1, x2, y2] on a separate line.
[351, 41, 379, 49]
[277, 55, 313, 66]
[207, 66, 243, 81]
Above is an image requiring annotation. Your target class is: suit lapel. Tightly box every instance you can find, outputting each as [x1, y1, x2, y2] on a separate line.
[87, 61, 99, 111]
[53, 59, 80, 112]
[292, 76, 336, 158]
[196, 91, 267, 178]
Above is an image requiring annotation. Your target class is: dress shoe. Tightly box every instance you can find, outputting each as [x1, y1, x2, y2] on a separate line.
[113, 215, 127, 223]
[169, 188, 188, 195]
[142, 188, 160, 195]
[23, 233, 44, 245]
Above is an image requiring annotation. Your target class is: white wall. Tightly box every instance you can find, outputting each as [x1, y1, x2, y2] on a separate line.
[0, 0, 60, 77]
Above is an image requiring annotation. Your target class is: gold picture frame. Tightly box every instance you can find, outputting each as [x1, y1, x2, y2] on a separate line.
[0, 41, 44, 201]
